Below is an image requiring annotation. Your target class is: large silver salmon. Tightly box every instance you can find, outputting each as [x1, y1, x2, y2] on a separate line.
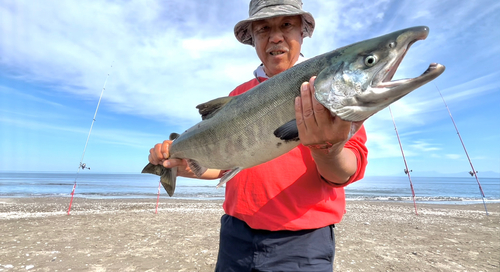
[143, 26, 445, 196]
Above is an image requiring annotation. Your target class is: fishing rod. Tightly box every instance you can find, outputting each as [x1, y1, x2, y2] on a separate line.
[435, 85, 488, 215]
[388, 106, 418, 215]
[67, 65, 113, 215]
[155, 181, 161, 214]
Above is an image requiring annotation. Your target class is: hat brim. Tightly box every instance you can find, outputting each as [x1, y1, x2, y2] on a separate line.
[234, 5, 315, 46]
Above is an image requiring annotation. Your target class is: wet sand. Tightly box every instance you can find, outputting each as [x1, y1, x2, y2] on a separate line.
[0, 197, 498, 271]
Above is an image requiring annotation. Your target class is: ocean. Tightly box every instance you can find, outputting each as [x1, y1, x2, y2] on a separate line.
[0, 172, 499, 204]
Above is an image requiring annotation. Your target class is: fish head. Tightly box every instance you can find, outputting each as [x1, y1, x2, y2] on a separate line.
[314, 26, 445, 122]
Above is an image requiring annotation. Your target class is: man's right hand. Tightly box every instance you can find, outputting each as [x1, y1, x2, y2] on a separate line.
[148, 140, 196, 178]
[148, 140, 222, 179]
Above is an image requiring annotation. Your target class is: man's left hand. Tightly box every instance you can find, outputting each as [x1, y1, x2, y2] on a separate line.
[295, 76, 362, 184]
[296, 76, 356, 155]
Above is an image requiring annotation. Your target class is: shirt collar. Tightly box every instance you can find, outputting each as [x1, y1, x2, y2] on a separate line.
[253, 55, 308, 81]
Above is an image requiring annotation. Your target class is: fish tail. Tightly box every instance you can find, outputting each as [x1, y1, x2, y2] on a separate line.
[142, 163, 177, 197]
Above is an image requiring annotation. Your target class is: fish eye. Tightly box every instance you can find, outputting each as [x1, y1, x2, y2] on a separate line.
[364, 55, 378, 67]
[388, 41, 396, 48]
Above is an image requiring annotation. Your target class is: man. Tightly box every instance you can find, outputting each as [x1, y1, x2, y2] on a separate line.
[148, 1, 368, 271]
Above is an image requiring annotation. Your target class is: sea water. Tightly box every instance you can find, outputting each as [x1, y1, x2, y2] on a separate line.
[346, 175, 500, 204]
[0, 172, 499, 204]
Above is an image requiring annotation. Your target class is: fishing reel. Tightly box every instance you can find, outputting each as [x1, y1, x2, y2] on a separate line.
[79, 163, 90, 170]
[469, 171, 478, 176]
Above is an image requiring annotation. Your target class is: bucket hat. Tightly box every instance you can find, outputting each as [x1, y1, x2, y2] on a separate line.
[234, 0, 315, 46]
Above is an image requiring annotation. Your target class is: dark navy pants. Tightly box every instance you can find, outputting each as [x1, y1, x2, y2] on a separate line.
[215, 214, 335, 272]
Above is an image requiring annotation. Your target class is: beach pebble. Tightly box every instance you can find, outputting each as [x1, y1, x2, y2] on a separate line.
[26, 265, 34, 270]
[1, 197, 498, 272]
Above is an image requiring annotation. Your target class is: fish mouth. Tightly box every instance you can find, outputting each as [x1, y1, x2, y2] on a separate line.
[379, 39, 418, 85]
[377, 62, 445, 88]
[373, 27, 444, 89]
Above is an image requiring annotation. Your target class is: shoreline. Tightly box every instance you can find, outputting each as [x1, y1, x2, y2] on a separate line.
[2, 194, 498, 204]
[1, 198, 499, 271]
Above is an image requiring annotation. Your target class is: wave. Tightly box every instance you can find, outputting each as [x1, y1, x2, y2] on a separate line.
[346, 195, 500, 204]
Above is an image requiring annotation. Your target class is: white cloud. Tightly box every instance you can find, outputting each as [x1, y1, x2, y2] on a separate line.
[445, 154, 461, 160]
[0, 114, 161, 150]
[304, 0, 392, 53]
[363, 130, 401, 159]
[409, 140, 441, 152]
[435, 72, 500, 103]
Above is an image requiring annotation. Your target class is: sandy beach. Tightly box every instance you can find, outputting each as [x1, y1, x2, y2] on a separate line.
[0, 198, 498, 271]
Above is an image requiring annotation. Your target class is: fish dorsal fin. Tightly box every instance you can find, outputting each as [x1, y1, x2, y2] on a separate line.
[196, 96, 234, 120]
[169, 132, 180, 141]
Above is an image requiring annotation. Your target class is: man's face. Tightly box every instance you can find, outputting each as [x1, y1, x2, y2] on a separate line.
[252, 15, 303, 77]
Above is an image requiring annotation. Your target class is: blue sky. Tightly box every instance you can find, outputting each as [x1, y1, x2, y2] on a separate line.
[1, 0, 499, 178]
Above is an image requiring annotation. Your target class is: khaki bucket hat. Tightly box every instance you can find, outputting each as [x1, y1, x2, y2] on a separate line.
[234, 0, 315, 46]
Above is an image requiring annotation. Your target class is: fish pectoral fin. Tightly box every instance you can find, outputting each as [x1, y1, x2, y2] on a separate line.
[196, 96, 234, 120]
[273, 120, 300, 142]
[142, 163, 177, 197]
[187, 159, 208, 178]
[216, 167, 243, 188]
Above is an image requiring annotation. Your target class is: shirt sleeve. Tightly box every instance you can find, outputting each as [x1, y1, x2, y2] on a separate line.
[326, 125, 368, 188]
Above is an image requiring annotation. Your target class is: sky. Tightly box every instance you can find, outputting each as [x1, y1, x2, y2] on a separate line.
[1, 0, 499, 178]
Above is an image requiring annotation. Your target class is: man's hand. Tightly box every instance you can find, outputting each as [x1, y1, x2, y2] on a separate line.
[149, 140, 197, 178]
[295, 76, 362, 185]
[148, 140, 222, 179]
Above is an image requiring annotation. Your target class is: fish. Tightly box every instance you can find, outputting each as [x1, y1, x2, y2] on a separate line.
[142, 26, 445, 196]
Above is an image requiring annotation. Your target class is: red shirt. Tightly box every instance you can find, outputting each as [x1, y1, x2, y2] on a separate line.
[223, 77, 368, 231]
